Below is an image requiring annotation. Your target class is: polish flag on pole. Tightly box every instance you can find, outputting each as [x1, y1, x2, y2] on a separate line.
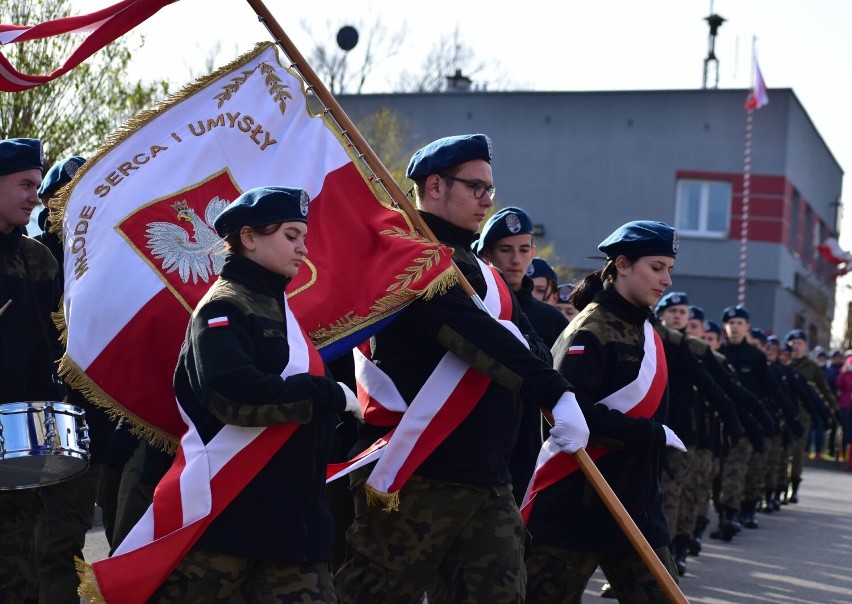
[744, 58, 769, 110]
[0, 0, 175, 92]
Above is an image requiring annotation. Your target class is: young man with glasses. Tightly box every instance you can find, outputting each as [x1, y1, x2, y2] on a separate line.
[336, 134, 589, 603]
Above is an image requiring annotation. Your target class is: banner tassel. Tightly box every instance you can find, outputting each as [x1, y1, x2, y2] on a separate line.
[76, 557, 106, 604]
[365, 483, 400, 512]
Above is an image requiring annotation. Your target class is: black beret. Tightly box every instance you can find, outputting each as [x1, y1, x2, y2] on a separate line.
[526, 257, 558, 283]
[655, 291, 689, 313]
[766, 335, 780, 346]
[689, 305, 705, 321]
[721, 304, 750, 323]
[598, 220, 679, 259]
[749, 327, 768, 343]
[213, 186, 310, 237]
[784, 328, 807, 343]
[705, 320, 722, 335]
[472, 206, 533, 255]
[405, 134, 492, 181]
[38, 155, 85, 199]
[0, 138, 44, 177]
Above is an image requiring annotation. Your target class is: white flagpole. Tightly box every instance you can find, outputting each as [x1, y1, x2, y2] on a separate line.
[737, 38, 757, 306]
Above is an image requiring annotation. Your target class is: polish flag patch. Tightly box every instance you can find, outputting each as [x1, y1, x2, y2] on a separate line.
[567, 345, 585, 355]
[207, 316, 229, 328]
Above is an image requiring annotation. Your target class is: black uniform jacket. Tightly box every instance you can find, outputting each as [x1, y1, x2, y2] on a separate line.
[356, 211, 570, 486]
[527, 285, 670, 553]
[514, 275, 569, 347]
[0, 228, 64, 403]
[174, 253, 345, 561]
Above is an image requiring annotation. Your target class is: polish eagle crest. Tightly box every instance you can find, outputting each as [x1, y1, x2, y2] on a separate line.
[145, 197, 229, 284]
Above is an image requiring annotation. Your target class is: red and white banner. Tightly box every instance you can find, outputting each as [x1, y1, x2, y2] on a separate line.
[342, 260, 528, 502]
[0, 0, 175, 92]
[744, 58, 769, 110]
[81, 297, 321, 604]
[58, 42, 453, 445]
[520, 321, 667, 523]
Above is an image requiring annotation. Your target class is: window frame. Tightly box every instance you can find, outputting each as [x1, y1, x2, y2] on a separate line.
[674, 179, 732, 238]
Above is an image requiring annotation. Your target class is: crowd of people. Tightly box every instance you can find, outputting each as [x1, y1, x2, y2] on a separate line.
[0, 131, 844, 603]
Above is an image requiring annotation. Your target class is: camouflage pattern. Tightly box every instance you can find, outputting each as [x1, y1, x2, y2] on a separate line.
[776, 437, 792, 489]
[680, 447, 714, 536]
[0, 488, 39, 604]
[789, 407, 811, 481]
[525, 542, 678, 603]
[336, 468, 526, 603]
[659, 448, 694, 537]
[744, 444, 767, 501]
[761, 433, 782, 495]
[718, 437, 753, 509]
[150, 549, 337, 603]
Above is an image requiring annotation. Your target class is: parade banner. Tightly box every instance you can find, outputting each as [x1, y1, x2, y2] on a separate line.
[0, 0, 175, 92]
[57, 42, 454, 447]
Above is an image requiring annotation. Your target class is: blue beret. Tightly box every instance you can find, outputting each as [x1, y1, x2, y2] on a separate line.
[38, 156, 85, 199]
[655, 291, 689, 313]
[0, 138, 44, 177]
[784, 329, 807, 343]
[472, 207, 533, 255]
[705, 320, 722, 335]
[526, 257, 558, 283]
[213, 186, 310, 237]
[766, 335, 779, 346]
[689, 305, 705, 321]
[750, 327, 768, 343]
[557, 282, 574, 303]
[405, 134, 492, 181]
[721, 305, 750, 323]
[598, 220, 679, 259]
[813, 345, 827, 357]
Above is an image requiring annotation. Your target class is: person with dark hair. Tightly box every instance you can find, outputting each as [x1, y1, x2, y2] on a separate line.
[556, 282, 580, 322]
[524, 220, 684, 603]
[528, 256, 560, 305]
[150, 186, 362, 602]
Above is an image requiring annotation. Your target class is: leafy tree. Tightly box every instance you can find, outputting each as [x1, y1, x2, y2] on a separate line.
[0, 0, 169, 165]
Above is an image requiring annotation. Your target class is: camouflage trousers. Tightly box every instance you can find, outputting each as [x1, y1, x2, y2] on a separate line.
[744, 441, 767, 501]
[789, 408, 811, 481]
[335, 469, 526, 604]
[150, 549, 337, 603]
[718, 437, 753, 509]
[0, 488, 39, 604]
[761, 433, 782, 494]
[659, 448, 694, 537]
[525, 542, 678, 604]
[776, 439, 792, 489]
[680, 447, 715, 534]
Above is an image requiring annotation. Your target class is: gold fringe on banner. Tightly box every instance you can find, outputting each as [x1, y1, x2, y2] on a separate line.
[364, 483, 400, 513]
[52, 295, 67, 346]
[58, 355, 179, 454]
[76, 557, 105, 604]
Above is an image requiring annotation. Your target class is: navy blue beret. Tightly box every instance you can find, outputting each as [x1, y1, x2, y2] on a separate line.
[0, 138, 44, 177]
[655, 291, 689, 313]
[406, 134, 492, 181]
[38, 156, 85, 199]
[749, 327, 768, 343]
[813, 345, 827, 357]
[721, 304, 750, 323]
[598, 220, 679, 259]
[705, 320, 722, 335]
[557, 282, 574, 303]
[213, 186, 310, 237]
[766, 335, 780, 346]
[526, 257, 558, 283]
[689, 305, 705, 321]
[784, 329, 807, 343]
[472, 207, 533, 255]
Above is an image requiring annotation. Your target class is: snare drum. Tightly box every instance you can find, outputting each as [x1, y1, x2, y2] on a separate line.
[0, 401, 90, 490]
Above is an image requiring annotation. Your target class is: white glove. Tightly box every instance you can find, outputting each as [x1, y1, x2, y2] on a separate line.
[338, 382, 363, 422]
[663, 425, 687, 452]
[548, 391, 590, 453]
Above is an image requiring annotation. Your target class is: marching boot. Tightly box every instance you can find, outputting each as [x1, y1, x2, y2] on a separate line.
[742, 500, 759, 528]
[762, 489, 775, 513]
[710, 508, 737, 542]
[777, 483, 789, 505]
[771, 488, 782, 511]
[689, 515, 709, 556]
[789, 477, 801, 503]
[673, 534, 690, 576]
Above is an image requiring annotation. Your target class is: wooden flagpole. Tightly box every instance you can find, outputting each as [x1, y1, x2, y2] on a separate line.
[244, 2, 687, 601]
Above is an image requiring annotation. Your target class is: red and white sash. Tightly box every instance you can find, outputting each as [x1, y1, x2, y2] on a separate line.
[81, 297, 324, 604]
[520, 320, 667, 523]
[330, 260, 526, 504]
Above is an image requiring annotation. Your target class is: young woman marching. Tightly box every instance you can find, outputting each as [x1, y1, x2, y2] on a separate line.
[524, 220, 686, 604]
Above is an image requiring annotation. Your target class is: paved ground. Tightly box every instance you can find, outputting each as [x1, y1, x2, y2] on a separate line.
[83, 458, 852, 602]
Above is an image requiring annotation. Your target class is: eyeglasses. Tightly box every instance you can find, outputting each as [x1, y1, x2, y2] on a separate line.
[439, 174, 496, 200]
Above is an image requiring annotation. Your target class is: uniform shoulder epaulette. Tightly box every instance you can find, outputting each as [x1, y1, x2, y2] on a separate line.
[685, 335, 709, 356]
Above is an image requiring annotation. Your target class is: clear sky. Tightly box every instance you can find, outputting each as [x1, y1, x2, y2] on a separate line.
[68, 0, 852, 341]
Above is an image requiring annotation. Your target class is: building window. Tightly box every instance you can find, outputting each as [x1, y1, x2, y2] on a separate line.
[674, 180, 731, 237]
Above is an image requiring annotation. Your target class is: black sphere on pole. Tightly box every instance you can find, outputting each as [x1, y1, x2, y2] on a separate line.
[336, 26, 359, 51]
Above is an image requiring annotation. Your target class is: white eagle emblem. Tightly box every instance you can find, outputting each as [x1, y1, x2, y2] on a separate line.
[145, 197, 229, 284]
